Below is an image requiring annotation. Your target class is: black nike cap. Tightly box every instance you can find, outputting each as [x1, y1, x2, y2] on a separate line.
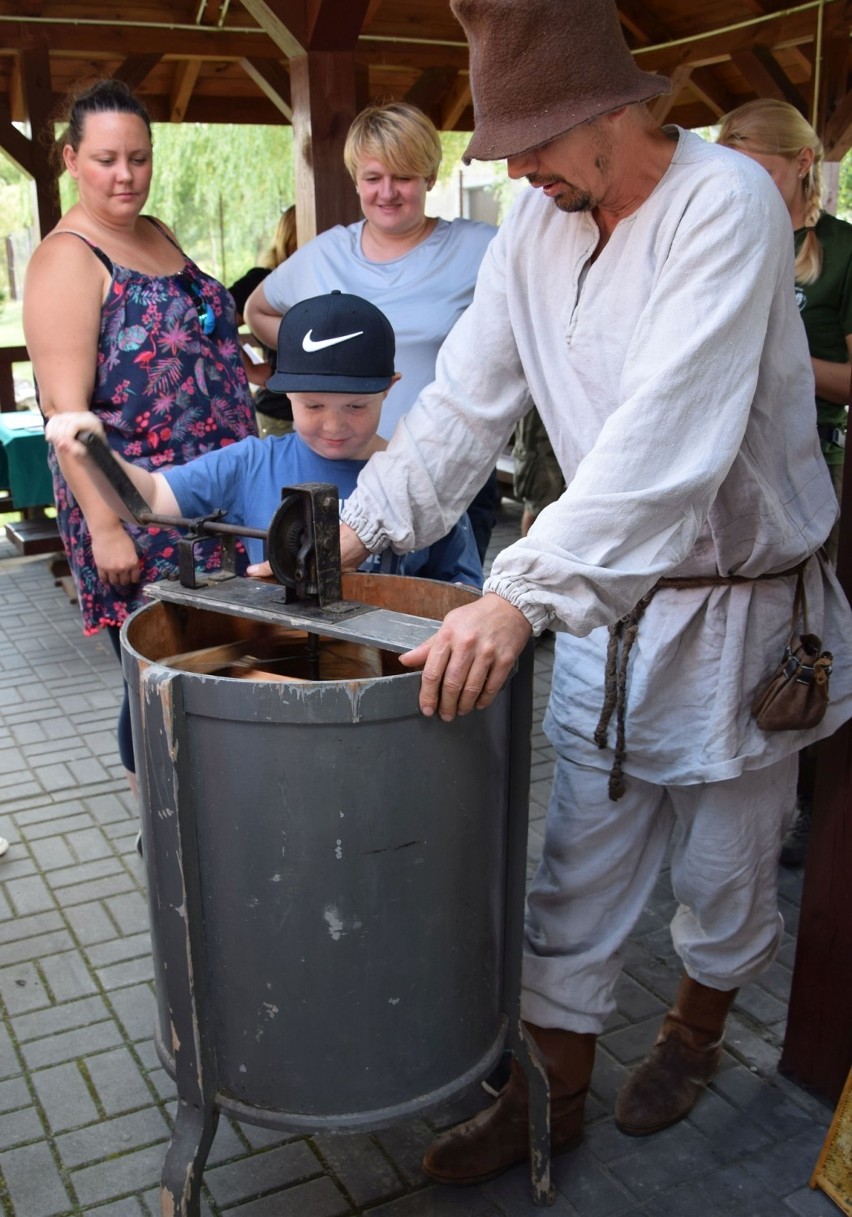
[267, 290, 396, 394]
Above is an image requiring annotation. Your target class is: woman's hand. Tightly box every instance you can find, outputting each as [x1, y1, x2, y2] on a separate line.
[90, 522, 142, 586]
[45, 411, 105, 458]
[399, 592, 532, 720]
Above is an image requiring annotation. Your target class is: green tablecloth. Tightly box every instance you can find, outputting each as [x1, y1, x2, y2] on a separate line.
[0, 410, 54, 509]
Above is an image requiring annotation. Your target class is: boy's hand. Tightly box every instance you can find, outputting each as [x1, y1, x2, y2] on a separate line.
[248, 525, 368, 581]
[45, 411, 105, 457]
[399, 593, 532, 721]
[246, 560, 274, 579]
[340, 522, 369, 570]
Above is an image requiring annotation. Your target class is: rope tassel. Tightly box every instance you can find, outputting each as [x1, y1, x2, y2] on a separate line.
[594, 590, 656, 801]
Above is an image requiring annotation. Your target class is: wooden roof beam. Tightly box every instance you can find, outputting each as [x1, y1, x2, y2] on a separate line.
[0, 24, 272, 60]
[356, 41, 471, 72]
[816, 25, 851, 134]
[170, 59, 200, 122]
[306, 0, 374, 52]
[196, 0, 228, 22]
[686, 67, 737, 120]
[404, 66, 459, 126]
[730, 46, 807, 110]
[617, 0, 674, 46]
[649, 63, 693, 123]
[361, 0, 384, 30]
[239, 56, 293, 120]
[824, 89, 852, 159]
[634, 10, 824, 76]
[237, 0, 307, 58]
[8, 52, 23, 124]
[114, 54, 163, 93]
[0, 94, 35, 176]
[616, 1, 744, 123]
[440, 74, 472, 130]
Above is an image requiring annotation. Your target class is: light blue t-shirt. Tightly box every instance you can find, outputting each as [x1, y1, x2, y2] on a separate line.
[162, 433, 482, 587]
[261, 218, 497, 438]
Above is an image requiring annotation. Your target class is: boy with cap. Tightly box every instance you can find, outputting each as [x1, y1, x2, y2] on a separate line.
[45, 291, 482, 588]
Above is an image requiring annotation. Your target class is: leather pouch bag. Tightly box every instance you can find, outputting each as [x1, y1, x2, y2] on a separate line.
[752, 567, 833, 731]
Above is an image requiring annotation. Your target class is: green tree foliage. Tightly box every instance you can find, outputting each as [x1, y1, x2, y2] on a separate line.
[438, 131, 472, 183]
[837, 158, 852, 219]
[145, 123, 295, 286]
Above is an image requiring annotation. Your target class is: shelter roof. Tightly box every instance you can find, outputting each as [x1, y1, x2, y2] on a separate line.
[0, 0, 850, 156]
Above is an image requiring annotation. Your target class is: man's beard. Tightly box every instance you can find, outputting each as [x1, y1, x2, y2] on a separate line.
[553, 187, 594, 213]
[527, 175, 594, 212]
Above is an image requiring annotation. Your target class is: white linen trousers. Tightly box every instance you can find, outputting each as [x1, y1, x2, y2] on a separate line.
[521, 745, 797, 1035]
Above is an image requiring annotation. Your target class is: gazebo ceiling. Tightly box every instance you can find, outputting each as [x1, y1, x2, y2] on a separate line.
[0, 0, 850, 156]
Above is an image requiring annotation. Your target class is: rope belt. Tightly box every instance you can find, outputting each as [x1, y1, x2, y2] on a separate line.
[592, 559, 811, 802]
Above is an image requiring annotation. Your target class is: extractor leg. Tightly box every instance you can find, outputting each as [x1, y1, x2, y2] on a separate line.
[160, 1098, 219, 1217]
[513, 1023, 555, 1206]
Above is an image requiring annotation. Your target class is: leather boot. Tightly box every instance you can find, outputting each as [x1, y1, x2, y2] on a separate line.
[614, 975, 738, 1136]
[422, 1023, 596, 1185]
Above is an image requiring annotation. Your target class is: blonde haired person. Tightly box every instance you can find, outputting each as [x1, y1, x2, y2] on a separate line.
[228, 205, 299, 437]
[262, 204, 298, 270]
[245, 101, 500, 559]
[718, 100, 851, 547]
[718, 100, 852, 868]
[342, 98, 443, 185]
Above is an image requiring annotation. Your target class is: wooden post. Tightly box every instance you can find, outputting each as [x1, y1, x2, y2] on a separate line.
[18, 43, 61, 239]
[780, 377, 852, 1104]
[290, 51, 361, 242]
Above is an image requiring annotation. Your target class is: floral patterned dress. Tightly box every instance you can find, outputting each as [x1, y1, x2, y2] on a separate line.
[46, 220, 257, 634]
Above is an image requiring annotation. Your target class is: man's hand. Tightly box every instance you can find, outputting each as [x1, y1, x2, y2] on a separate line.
[399, 592, 532, 721]
[45, 411, 105, 457]
[340, 522, 369, 571]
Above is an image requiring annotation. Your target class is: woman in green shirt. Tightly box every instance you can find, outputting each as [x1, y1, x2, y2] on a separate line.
[718, 99, 852, 560]
[718, 100, 852, 867]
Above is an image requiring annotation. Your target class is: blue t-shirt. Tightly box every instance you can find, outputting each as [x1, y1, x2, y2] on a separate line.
[261, 218, 497, 439]
[162, 433, 482, 587]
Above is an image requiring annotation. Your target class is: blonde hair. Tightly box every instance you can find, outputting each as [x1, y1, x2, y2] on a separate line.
[261, 205, 297, 269]
[717, 99, 824, 285]
[344, 101, 443, 182]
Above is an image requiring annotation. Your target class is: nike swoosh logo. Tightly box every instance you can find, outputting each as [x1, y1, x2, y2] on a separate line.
[302, 328, 364, 352]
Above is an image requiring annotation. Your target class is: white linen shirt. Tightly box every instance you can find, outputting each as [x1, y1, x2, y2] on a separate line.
[342, 129, 852, 783]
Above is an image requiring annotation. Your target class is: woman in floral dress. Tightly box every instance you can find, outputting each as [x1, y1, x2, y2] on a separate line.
[24, 79, 256, 794]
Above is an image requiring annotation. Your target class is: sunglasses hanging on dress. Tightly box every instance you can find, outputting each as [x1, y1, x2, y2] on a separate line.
[177, 273, 216, 336]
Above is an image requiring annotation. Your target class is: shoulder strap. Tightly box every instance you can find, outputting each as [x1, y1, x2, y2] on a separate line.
[45, 229, 113, 273]
[142, 214, 185, 256]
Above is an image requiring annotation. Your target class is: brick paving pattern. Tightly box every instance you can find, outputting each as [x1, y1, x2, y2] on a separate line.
[0, 500, 838, 1216]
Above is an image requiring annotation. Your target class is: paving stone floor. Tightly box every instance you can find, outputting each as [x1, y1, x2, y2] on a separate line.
[0, 499, 840, 1216]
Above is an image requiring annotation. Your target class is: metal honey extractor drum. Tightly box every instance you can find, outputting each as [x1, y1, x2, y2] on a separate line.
[121, 572, 537, 1214]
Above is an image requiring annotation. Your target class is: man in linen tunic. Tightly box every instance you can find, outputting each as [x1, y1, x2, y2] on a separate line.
[338, 0, 852, 1174]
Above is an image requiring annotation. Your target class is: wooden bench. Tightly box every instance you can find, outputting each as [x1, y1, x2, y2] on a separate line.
[5, 516, 64, 556]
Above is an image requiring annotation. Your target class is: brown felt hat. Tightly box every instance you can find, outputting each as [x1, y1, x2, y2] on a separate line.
[451, 0, 671, 163]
